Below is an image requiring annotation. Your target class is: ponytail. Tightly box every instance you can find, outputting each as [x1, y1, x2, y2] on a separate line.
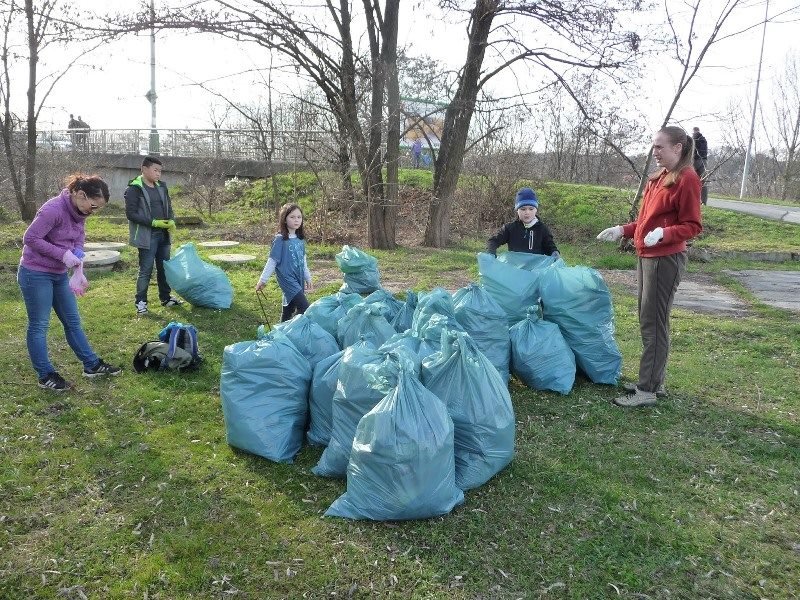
[64, 172, 110, 201]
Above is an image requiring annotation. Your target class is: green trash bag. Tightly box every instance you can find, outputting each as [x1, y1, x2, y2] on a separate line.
[272, 313, 340, 370]
[308, 339, 375, 447]
[452, 283, 511, 384]
[312, 346, 419, 478]
[539, 266, 621, 385]
[379, 329, 423, 358]
[497, 251, 565, 271]
[422, 330, 515, 490]
[337, 303, 396, 349]
[220, 330, 311, 463]
[336, 245, 381, 294]
[510, 307, 576, 395]
[325, 364, 465, 520]
[163, 242, 233, 309]
[411, 288, 464, 359]
[477, 252, 539, 325]
[305, 292, 362, 339]
[391, 290, 417, 333]
[360, 288, 404, 323]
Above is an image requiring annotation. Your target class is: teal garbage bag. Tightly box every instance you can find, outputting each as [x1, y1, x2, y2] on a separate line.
[539, 266, 621, 385]
[313, 346, 419, 478]
[336, 245, 381, 294]
[379, 329, 423, 358]
[391, 290, 417, 333]
[305, 292, 362, 339]
[164, 242, 233, 309]
[360, 288, 404, 323]
[220, 331, 312, 463]
[337, 303, 396, 349]
[422, 330, 515, 490]
[308, 339, 374, 447]
[510, 307, 576, 395]
[411, 288, 464, 358]
[452, 283, 511, 384]
[477, 252, 539, 325]
[325, 365, 465, 520]
[497, 251, 565, 271]
[273, 314, 340, 370]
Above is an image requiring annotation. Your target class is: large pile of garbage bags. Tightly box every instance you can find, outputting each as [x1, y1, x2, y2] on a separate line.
[220, 245, 622, 521]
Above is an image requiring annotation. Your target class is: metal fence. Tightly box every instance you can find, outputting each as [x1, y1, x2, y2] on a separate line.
[35, 128, 335, 162]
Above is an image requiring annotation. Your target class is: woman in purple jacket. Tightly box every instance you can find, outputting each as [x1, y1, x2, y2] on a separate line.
[18, 173, 122, 391]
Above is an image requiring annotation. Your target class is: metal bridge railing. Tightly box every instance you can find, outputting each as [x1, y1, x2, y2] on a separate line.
[35, 128, 334, 162]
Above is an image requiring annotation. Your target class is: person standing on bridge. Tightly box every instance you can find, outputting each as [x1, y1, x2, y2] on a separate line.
[596, 126, 702, 408]
[125, 156, 182, 315]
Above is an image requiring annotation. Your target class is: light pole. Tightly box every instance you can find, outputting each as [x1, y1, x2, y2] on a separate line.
[146, 0, 159, 155]
[739, 0, 769, 199]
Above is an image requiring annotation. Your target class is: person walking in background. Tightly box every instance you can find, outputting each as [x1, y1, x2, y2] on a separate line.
[255, 203, 313, 322]
[597, 126, 703, 408]
[67, 114, 79, 147]
[125, 156, 182, 315]
[18, 173, 122, 391]
[75, 115, 90, 150]
[411, 138, 423, 168]
[692, 126, 708, 205]
[487, 187, 560, 258]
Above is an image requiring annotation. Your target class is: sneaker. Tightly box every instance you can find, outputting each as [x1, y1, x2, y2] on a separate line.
[622, 382, 667, 397]
[38, 371, 71, 392]
[613, 387, 657, 408]
[136, 300, 148, 315]
[161, 297, 183, 307]
[84, 359, 123, 378]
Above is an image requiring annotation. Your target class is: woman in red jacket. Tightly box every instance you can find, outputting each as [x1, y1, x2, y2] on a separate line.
[597, 126, 703, 407]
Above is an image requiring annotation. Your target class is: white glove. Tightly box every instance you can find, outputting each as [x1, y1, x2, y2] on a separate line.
[596, 225, 624, 242]
[644, 227, 664, 247]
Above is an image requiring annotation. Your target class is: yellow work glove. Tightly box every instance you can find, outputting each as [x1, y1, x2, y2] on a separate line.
[166, 219, 177, 236]
[151, 219, 170, 229]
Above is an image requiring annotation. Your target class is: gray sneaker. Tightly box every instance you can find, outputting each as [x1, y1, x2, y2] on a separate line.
[622, 382, 667, 397]
[613, 387, 657, 408]
[136, 300, 148, 315]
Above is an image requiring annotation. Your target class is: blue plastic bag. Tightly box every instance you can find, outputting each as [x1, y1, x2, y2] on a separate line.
[272, 313, 340, 369]
[497, 251, 565, 271]
[164, 242, 233, 309]
[325, 365, 464, 520]
[411, 288, 464, 359]
[313, 346, 419, 478]
[220, 331, 312, 463]
[422, 330, 515, 490]
[305, 292, 362, 339]
[391, 290, 417, 333]
[477, 252, 539, 325]
[510, 308, 576, 395]
[539, 266, 622, 385]
[336, 245, 381, 294]
[337, 303, 396, 350]
[452, 283, 511, 385]
[360, 289, 404, 324]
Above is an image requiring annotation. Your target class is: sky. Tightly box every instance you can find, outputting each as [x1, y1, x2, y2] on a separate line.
[14, 0, 800, 152]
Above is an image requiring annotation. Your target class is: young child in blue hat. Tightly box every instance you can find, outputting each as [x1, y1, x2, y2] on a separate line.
[487, 187, 560, 257]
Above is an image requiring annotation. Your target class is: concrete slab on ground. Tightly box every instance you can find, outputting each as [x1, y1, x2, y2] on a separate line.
[199, 240, 240, 248]
[725, 270, 800, 312]
[85, 241, 126, 250]
[209, 253, 256, 264]
[707, 197, 800, 224]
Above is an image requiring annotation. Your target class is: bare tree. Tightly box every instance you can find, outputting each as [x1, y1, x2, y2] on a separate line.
[771, 53, 800, 200]
[0, 0, 107, 220]
[423, 0, 640, 247]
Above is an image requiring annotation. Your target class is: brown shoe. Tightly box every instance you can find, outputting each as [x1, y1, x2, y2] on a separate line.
[622, 382, 667, 397]
[613, 387, 657, 408]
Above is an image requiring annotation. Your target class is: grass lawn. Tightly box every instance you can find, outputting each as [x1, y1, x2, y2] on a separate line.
[0, 177, 798, 598]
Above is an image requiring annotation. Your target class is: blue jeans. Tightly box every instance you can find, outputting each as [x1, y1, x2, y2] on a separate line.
[135, 229, 172, 304]
[17, 265, 99, 378]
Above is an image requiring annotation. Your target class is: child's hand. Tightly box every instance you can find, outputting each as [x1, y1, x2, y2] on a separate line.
[305, 280, 312, 292]
[255, 281, 265, 292]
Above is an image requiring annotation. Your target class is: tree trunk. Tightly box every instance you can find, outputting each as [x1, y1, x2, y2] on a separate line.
[780, 103, 800, 201]
[424, 0, 497, 247]
[23, 0, 37, 221]
[381, 0, 400, 248]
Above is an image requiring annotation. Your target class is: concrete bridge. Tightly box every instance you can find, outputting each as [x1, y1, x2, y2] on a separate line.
[37, 128, 334, 199]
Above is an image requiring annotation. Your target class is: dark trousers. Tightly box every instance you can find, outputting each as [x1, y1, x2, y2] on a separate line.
[135, 229, 172, 304]
[281, 291, 309, 322]
[636, 252, 687, 393]
[694, 158, 708, 205]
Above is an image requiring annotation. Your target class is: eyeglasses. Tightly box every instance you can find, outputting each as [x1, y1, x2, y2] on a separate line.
[80, 191, 102, 212]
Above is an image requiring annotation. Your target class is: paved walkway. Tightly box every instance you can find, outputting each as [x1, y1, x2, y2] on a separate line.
[707, 197, 800, 224]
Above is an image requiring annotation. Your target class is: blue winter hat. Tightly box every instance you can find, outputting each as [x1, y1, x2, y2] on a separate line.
[514, 187, 539, 210]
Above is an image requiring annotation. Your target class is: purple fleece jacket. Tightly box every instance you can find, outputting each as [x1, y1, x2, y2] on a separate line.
[21, 189, 87, 274]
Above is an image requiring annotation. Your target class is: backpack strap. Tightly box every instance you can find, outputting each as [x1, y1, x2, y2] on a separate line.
[165, 324, 200, 368]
